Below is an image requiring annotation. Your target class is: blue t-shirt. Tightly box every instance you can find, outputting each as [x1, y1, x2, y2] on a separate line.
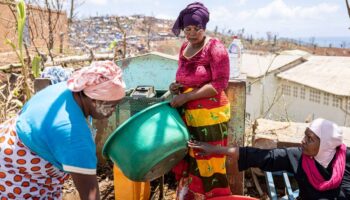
[16, 82, 96, 175]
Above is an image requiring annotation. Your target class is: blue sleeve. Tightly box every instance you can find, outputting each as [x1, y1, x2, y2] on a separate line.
[49, 122, 97, 175]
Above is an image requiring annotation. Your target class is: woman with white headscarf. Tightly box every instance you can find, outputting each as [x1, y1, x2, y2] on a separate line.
[189, 118, 350, 199]
[0, 61, 125, 199]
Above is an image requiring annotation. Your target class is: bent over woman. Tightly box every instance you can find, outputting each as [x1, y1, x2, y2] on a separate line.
[0, 61, 125, 199]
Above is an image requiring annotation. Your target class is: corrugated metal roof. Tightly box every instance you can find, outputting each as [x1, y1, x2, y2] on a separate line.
[277, 56, 350, 96]
[241, 52, 303, 78]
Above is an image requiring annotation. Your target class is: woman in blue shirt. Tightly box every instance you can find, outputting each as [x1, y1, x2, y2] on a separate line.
[0, 61, 125, 199]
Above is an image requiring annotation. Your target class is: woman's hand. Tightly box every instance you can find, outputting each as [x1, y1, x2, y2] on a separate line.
[188, 140, 239, 160]
[188, 140, 223, 156]
[170, 93, 189, 108]
[169, 82, 183, 95]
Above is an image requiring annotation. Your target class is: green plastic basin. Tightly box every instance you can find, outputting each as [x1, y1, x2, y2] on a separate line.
[102, 101, 189, 181]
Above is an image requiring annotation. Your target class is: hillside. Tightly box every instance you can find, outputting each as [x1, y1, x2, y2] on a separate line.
[1, 15, 349, 68]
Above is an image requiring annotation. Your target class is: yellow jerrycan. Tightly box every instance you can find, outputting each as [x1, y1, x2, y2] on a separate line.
[113, 165, 151, 200]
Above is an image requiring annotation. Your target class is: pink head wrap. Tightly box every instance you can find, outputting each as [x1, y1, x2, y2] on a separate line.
[67, 61, 125, 101]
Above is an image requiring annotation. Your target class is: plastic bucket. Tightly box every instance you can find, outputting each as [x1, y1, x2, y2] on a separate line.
[103, 101, 189, 181]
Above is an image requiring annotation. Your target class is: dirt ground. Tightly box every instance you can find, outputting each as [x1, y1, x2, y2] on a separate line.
[62, 130, 290, 200]
[62, 160, 178, 200]
[62, 160, 290, 200]
[62, 161, 115, 200]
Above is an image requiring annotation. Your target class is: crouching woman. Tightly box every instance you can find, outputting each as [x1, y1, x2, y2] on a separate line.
[189, 118, 350, 200]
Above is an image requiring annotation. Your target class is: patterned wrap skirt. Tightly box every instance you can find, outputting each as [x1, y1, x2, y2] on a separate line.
[0, 118, 69, 199]
[173, 89, 232, 199]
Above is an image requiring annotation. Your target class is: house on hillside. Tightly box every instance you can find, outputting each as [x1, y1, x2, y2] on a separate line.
[241, 51, 307, 122]
[275, 55, 350, 126]
[116, 51, 178, 91]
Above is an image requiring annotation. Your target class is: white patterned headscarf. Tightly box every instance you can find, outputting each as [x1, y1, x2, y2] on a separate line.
[309, 118, 343, 168]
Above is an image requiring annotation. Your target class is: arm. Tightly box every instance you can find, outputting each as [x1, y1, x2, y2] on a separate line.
[170, 83, 217, 107]
[71, 173, 100, 200]
[170, 39, 228, 108]
[238, 147, 294, 173]
[189, 141, 294, 173]
[188, 140, 238, 159]
[169, 42, 187, 96]
[208, 38, 229, 93]
[169, 82, 183, 95]
[49, 124, 100, 199]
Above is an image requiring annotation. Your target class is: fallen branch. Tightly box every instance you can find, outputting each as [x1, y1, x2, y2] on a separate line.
[44, 53, 114, 66]
[0, 63, 23, 71]
[0, 53, 115, 71]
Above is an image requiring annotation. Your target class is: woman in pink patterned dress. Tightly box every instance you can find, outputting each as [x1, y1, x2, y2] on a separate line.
[169, 2, 231, 199]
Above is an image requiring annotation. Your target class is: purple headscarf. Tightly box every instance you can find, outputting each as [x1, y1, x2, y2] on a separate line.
[172, 2, 209, 36]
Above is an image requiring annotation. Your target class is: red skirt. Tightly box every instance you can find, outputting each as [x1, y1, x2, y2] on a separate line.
[174, 90, 232, 199]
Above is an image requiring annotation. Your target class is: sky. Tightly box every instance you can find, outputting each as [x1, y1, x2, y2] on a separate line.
[76, 0, 350, 38]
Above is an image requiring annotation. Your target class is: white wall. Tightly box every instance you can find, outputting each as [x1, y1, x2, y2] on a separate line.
[245, 76, 350, 127]
[245, 77, 262, 122]
[245, 73, 281, 123]
[269, 80, 350, 126]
